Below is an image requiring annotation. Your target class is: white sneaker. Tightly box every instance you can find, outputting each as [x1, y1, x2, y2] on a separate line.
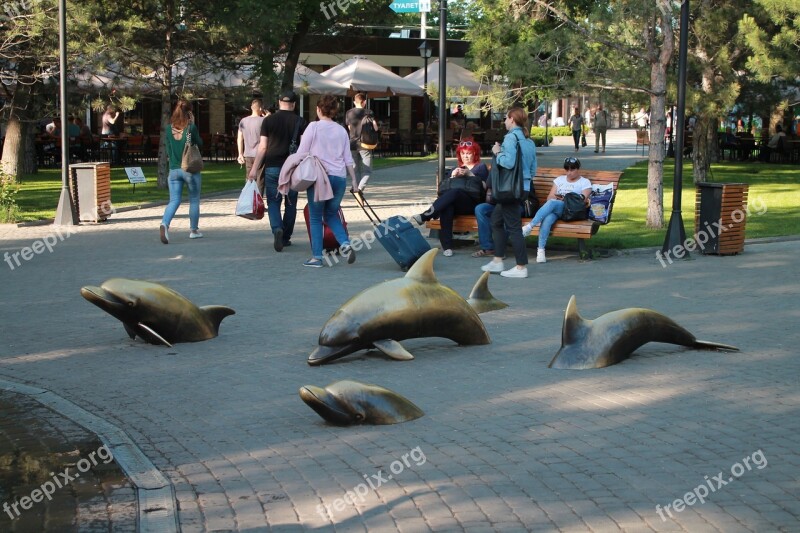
[521, 224, 532, 237]
[443, 249, 453, 257]
[412, 214, 423, 226]
[481, 260, 505, 273]
[536, 248, 546, 263]
[189, 231, 204, 239]
[501, 266, 528, 278]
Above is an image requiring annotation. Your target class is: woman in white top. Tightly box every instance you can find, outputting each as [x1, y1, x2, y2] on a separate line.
[522, 156, 591, 263]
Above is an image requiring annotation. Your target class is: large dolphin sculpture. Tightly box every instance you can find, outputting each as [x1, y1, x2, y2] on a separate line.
[81, 278, 235, 347]
[299, 380, 424, 425]
[549, 295, 739, 369]
[308, 248, 501, 366]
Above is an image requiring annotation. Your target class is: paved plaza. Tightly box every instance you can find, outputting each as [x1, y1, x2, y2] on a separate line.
[1, 131, 798, 531]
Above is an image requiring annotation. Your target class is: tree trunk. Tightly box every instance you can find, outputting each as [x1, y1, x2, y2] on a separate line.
[157, 87, 171, 189]
[1, 85, 37, 179]
[692, 115, 714, 183]
[281, 13, 312, 92]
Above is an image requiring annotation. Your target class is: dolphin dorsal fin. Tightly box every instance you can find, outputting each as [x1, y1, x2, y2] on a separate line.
[467, 272, 508, 313]
[201, 306, 236, 333]
[404, 248, 438, 284]
[562, 295, 589, 345]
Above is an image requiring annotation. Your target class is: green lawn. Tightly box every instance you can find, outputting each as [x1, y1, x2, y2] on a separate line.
[9, 158, 800, 251]
[12, 155, 438, 222]
[547, 160, 800, 250]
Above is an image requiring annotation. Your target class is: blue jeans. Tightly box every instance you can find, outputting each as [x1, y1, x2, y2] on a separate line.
[161, 168, 201, 230]
[475, 203, 495, 250]
[529, 199, 565, 249]
[264, 167, 297, 242]
[307, 175, 350, 259]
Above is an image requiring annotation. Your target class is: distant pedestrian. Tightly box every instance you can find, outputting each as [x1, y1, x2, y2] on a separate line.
[568, 107, 584, 152]
[237, 98, 266, 192]
[249, 90, 307, 252]
[346, 93, 378, 191]
[593, 104, 609, 153]
[160, 99, 204, 244]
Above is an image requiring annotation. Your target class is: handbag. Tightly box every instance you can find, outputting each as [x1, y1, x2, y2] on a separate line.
[522, 190, 540, 218]
[560, 192, 588, 221]
[235, 180, 265, 220]
[489, 134, 523, 204]
[288, 125, 326, 192]
[181, 129, 204, 173]
[581, 132, 587, 147]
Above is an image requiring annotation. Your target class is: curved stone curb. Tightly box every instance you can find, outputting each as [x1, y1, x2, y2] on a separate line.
[0, 378, 179, 533]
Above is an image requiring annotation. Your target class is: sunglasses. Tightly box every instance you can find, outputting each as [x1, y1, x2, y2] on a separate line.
[459, 141, 475, 147]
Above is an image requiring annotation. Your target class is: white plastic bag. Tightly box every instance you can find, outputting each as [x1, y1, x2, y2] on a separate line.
[235, 180, 264, 220]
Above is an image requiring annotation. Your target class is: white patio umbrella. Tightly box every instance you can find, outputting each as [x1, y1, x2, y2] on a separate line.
[404, 59, 486, 96]
[320, 56, 425, 97]
[290, 64, 348, 95]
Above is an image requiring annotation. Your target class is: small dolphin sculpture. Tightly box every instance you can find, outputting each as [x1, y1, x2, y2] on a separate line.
[549, 296, 739, 369]
[308, 248, 499, 366]
[467, 272, 509, 314]
[299, 380, 424, 425]
[81, 278, 235, 346]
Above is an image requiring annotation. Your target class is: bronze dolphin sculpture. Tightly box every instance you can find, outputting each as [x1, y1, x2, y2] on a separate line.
[467, 272, 509, 314]
[549, 295, 739, 369]
[299, 380, 424, 425]
[81, 278, 235, 347]
[308, 248, 500, 365]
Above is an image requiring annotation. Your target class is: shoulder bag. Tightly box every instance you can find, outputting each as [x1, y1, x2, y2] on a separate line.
[489, 133, 523, 204]
[289, 124, 325, 192]
[181, 128, 204, 173]
[560, 192, 588, 221]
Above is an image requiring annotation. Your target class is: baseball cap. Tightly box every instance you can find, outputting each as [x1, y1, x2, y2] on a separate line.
[278, 90, 298, 103]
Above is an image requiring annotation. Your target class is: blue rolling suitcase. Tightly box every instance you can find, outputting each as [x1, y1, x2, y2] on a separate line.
[352, 190, 431, 271]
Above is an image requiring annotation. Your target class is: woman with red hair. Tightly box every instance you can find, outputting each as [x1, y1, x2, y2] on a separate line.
[412, 139, 488, 256]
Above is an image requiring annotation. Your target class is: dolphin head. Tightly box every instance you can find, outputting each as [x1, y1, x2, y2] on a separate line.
[299, 385, 363, 425]
[80, 279, 143, 320]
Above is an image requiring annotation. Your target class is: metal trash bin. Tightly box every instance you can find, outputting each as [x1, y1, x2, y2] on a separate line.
[69, 162, 112, 222]
[694, 182, 748, 255]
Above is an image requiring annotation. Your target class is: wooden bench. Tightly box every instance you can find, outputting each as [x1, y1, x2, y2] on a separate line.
[426, 167, 623, 259]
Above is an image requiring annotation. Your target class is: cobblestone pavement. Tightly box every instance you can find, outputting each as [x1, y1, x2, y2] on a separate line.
[1, 131, 798, 531]
[0, 391, 136, 532]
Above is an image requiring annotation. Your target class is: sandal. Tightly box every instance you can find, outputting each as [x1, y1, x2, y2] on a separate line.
[471, 249, 495, 258]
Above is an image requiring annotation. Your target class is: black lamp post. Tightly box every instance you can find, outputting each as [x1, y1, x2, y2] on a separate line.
[418, 40, 432, 156]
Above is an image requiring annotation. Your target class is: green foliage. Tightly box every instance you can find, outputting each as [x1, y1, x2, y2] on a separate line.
[739, 0, 800, 83]
[0, 170, 20, 223]
[530, 126, 571, 137]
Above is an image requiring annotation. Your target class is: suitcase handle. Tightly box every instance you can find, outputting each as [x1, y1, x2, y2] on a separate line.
[350, 189, 383, 227]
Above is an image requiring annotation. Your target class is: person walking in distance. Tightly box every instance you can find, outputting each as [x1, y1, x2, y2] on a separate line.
[346, 93, 378, 191]
[249, 90, 306, 252]
[237, 99, 266, 193]
[568, 107, 584, 152]
[593, 104, 609, 153]
[160, 99, 204, 244]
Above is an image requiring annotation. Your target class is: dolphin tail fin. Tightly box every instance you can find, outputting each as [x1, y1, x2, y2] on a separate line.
[372, 339, 415, 361]
[201, 306, 236, 334]
[467, 272, 508, 314]
[404, 248, 438, 284]
[123, 323, 138, 340]
[562, 295, 590, 346]
[693, 339, 739, 352]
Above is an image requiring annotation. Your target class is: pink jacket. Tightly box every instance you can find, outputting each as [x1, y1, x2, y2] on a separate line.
[278, 152, 333, 202]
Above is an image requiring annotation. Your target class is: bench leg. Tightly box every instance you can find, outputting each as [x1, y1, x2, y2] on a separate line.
[577, 239, 593, 260]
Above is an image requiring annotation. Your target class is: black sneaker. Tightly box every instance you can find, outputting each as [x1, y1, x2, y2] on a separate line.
[303, 258, 323, 268]
[342, 244, 356, 264]
[273, 229, 284, 252]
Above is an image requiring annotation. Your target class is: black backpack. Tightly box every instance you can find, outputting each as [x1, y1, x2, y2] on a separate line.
[359, 113, 380, 150]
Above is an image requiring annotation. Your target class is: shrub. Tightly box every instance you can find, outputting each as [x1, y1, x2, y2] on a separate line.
[0, 170, 20, 223]
[530, 126, 572, 137]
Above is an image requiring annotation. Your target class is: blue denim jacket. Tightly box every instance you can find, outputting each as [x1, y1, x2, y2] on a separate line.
[496, 127, 537, 191]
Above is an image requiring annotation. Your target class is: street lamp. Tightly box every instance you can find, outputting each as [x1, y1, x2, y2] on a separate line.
[418, 40, 432, 156]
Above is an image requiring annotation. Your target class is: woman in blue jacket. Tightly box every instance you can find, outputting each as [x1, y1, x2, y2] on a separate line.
[480, 107, 537, 279]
